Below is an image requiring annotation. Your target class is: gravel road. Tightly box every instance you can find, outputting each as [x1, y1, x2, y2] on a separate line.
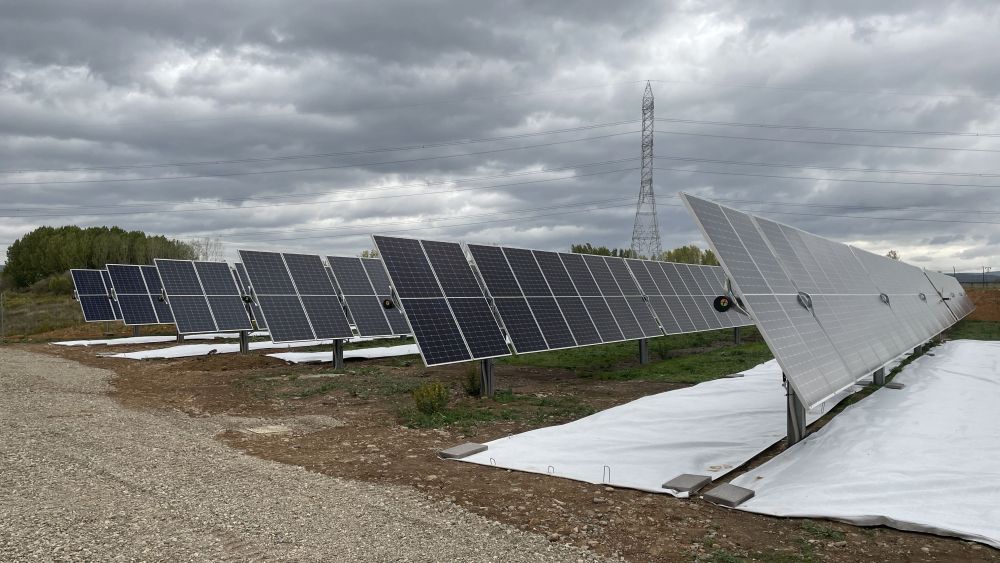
[0, 347, 607, 562]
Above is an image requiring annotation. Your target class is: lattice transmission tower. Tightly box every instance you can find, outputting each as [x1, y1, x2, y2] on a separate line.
[630, 81, 662, 259]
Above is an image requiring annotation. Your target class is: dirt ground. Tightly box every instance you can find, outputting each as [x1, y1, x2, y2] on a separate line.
[24, 324, 998, 563]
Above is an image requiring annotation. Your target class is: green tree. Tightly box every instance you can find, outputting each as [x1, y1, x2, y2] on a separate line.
[570, 243, 635, 258]
[4, 225, 196, 288]
[659, 244, 717, 265]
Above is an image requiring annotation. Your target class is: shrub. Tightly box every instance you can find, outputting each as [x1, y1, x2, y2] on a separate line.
[462, 364, 482, 396]
[412, 381, 449, 414]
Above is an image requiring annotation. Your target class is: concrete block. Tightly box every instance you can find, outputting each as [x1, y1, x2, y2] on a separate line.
[885, 381, 906, 390]
[703, 483, 755, 507]
[438, 442, 487, 459]
[662, 474, 712, 494]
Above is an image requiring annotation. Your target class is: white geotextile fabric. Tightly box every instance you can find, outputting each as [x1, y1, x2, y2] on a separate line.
[458, 359, 869, 496]
[53, 332, 270, 346]
[107, 339, 334, 359]
[268, 344, 420, 363]
[731, 340, 1000, 548]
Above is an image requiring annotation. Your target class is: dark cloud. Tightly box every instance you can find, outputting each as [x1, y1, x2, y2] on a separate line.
[1, 0, 999, 272]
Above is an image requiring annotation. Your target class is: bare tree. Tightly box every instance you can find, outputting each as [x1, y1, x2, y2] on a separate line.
[886, 250, 900, 260]
[189, 236, 224, 261]
[359, 248, 380, 258]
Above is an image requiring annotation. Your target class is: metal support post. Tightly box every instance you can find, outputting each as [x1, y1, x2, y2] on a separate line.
[480, 358, 495, 398]
[176, 333, 185, 343]
[733, 326, 742, 345]
[873, 366, 886, 386]
[132, 326, 141, 338]
[785, 375, 807, 446]
[238, 330, 250, 355]
[333, 339, 345, 369]
[638, 338, 650, 364]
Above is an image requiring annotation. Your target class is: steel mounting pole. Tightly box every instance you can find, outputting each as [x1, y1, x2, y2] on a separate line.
[333, 339, 345, 369]
[480, 358, 495, 398]
[785, 374, 807, 446]
[638, 338, 650, 364]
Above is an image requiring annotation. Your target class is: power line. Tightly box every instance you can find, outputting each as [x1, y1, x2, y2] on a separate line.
[656, 129, 1000, 153]
[225, 201, 640, 244]
[653, 166, 1000, 190]
[655, 155, 1000, 178]
[0, 166, 638, 218]
[655, 117, 1000, 138]
[646, 79, 1000, 102]
[0, 158, 638, 213]
[1, 120, 638, 174]
[217, 197, 634, 241]
[0, 131, 637, 187]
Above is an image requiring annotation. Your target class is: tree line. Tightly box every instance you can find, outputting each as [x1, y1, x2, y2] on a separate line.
[570, 243, 718, 265]
[3, 226, 197, 289]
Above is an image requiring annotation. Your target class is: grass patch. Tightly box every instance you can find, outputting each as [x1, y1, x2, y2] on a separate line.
[597, 342, 772, 383]
[499, 328, 758, 372]
[945, 319, 1000, 341]
[1, 291, 83, 338]
[800, 521, 845, 541]
[399, 389, 595, 430]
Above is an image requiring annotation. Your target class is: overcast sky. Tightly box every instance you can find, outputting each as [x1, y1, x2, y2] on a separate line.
[2, 1, 999, 272]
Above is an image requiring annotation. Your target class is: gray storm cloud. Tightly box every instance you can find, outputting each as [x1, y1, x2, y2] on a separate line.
[1, 0, 999, 273]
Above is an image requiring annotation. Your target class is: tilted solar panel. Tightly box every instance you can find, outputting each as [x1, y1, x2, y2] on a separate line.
[70, 269, 117, 322]
[281, 253, 352, 339]
[233, 263, 267, 330]
[140, 265, 174, 324]
[154, 259, 217, 334]
[100, 270, 123, 321]
[238, 250, 352, 342]
[327, 256, 400, 337]
[682, 193, 969, 408]
[106, 264, 160, 326]
[373, 236, 510, 366]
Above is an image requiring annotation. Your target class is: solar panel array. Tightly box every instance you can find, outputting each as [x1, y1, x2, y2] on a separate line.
[70, 269, 118, 322]
[372, 236, 509, 365]
[155, 259, 253, 334]
[625, 259, 748, 334]
[926, 270, 975, 320]
[327, 256, 411, 337]
[374, 235, 752, 366]
[105, 264, 164, 326]
[238, 250, 353, 343]
[681, 193, 972, 408]
[233, 262, 268, 330]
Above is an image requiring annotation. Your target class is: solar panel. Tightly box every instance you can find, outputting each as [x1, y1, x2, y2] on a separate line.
[155, 259, 253, 334]
[106, 264, 159, 325]
[233, 263, 266, 330]
[155, 259, 216, 334]
[281, 253, 352, 339]
[193, 262, 253, 332]
[360, 257, 412, 335]
[100, 270, 123, 320]
[238, 250, 352, 342]
[603, 257, 662, 338]
[682, 193, 970, 409]
[70, 269, 117, 322]
[373, 236, 509, 366]
[558, 253, 625, 343]
[327, 256, 409, 337]
[140, 265, 173, 324]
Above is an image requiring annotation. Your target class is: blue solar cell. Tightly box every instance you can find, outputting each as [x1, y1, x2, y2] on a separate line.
[399, 298, 472, 365]
[344, 295, 393, 336]
[78, 295, 116, 322]
[467, 244, 522, 298]
[373, 236, 442, 298]
[492, 297, 547, 354]
[421, 240, 483, 298]
[447, 298, 510, 358]
[194, 262, 242, 296]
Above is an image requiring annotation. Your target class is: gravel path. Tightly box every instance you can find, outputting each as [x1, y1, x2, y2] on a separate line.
[0, 348, 607, 562]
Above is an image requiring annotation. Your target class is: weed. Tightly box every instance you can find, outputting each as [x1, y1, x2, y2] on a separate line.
[462, 364, 481, 396]
[800, 521, 845, 541]
[412, 381, 449, 414]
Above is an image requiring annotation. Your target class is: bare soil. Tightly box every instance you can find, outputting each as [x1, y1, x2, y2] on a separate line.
[24, 337, 998, 563]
